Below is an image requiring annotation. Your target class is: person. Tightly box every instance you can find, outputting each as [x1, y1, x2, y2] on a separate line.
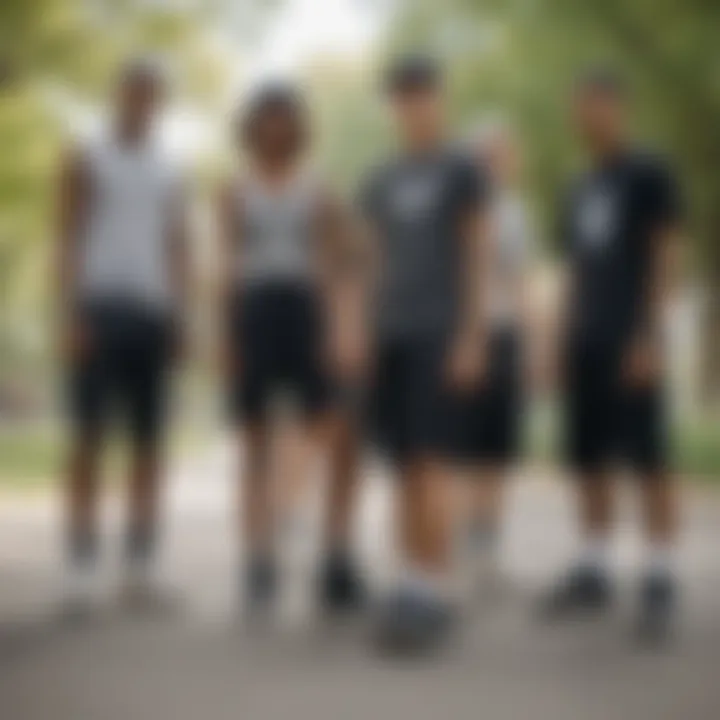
[217, 82, 363, 616]
[56, 58, 189, 614]
[360, 55, 489, 654]
[319, 258, 370, 613]
[458, 120, 536, 594]
[541, 68, 683, 643]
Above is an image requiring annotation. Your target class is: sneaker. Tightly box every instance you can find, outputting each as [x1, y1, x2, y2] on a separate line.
[374, 592, 456, 657]
[635, 574, 676, 646]
[319, 554, 366, 614]
[538, 566, 613, 620]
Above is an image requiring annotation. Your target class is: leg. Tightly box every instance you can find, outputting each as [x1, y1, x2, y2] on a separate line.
[242, 420, 273, 560]
[126, 441, 163, 567]
[63, 313, 109, 611]
[324, 410, 361, 551]
[628, 386, 678, 641]
[66, 432, 103, 566]
[320, 408, 367, 611]
[639, 472, 677, 547]
[540, 343, 616, 618]
[469, 463, 504, 541]
[123, 320, 171, 578]
[408, 455, 455, 574]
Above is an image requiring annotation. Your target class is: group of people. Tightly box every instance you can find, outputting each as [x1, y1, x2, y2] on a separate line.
[56, 53, 683, 655]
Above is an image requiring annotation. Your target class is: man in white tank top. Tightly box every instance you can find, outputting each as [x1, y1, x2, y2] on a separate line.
[56, 58, 189, 613]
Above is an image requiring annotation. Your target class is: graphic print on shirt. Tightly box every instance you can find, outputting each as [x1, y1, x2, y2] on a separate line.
[576, 185, 618, 252]
[389, 172, 441, 222]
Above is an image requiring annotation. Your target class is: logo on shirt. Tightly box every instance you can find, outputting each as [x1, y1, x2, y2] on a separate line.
[577, 188, 617, 250]
[391, 174, 440, 221]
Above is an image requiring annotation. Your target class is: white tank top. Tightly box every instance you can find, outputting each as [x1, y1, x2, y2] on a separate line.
[78, 132, 184, 311]
[235, 171, 321, 286]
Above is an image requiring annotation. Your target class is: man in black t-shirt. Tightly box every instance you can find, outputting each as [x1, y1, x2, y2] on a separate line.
[360, 55, 489, 654]
[541, 69, 683, 642]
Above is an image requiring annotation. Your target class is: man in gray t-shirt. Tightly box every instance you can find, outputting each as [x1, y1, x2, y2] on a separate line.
[362, 148, 486, 339]
[360, 55, 489, 655]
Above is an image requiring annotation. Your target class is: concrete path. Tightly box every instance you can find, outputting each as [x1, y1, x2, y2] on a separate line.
[1, 445, 719, 719]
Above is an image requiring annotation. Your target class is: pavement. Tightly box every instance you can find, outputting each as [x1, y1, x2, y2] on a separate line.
[1, 443, 719, 720]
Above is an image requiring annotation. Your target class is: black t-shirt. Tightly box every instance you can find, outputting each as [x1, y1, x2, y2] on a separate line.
[360, 147, 488, 339]
[561, 149, 681, 349]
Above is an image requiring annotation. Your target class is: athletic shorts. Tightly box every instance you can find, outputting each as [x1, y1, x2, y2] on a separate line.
[455, 329, 524, 465]
[368, 334, 458, 463]
[228, 282, 330, 423]
[564, 338, 668, 475]
[68, 301, 174, 447]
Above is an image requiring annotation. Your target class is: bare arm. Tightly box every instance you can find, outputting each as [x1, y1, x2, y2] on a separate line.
[167, 179, 191, 359]
[316, 189, 374, 379]
[216, 178, 241, 374]
[447, 203, 491, 389]
[168, 182, 191, 317]
[56, 147, 89, 321]
[55, 146, 90, 361]
[644, 226, 682, 339]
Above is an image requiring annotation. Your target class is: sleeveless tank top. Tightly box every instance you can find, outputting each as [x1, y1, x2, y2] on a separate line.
[235, 171, 321, 287]
[78, 132, 183, 311]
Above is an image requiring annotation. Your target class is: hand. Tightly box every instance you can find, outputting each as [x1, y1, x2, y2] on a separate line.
[445, 333, 485, 392]
[622, 335, 661, 389]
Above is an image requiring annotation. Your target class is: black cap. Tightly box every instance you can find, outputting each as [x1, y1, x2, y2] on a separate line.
[245, 81, 304, 117]
[384, 54, 441, 95]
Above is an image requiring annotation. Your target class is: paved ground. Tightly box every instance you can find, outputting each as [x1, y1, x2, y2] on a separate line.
[1, 444, 719, 720]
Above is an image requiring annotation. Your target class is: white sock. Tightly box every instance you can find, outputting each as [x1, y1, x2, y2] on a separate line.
[577, 534, 611, 575]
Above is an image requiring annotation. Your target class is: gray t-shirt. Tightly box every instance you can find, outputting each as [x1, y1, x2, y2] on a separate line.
[361, 148, 487, 339]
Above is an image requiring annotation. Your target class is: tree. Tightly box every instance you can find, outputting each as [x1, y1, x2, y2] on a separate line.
[385, 0, 720, 403]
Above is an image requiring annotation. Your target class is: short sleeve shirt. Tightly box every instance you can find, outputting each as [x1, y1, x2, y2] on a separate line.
[360, 148, 488, 339]
[561, 149, 681, 348]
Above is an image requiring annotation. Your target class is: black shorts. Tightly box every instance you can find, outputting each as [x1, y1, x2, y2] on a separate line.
[455, 329, 524, 465]
[369, 335, 457, 463]
[68, 301, 174, 447]
[564, 339, 668, 475]
[228, 282, 330, 423]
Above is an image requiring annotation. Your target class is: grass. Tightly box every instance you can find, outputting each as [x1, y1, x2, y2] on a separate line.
[0, 423, 213, 492]
[527, 406, 720, 482]
[0, 412, 717, 491]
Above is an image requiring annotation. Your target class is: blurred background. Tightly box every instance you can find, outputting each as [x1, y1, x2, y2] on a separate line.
[0, 0, 717, 488]
[1, 2, 719, 719]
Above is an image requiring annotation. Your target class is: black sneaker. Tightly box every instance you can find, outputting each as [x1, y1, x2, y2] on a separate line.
[319, 554, 366, 614]
[538, 566, 613, 620]
[374, 592, 456, 657]
[244, 557, 277, 617]
[635, 574, 676, 645]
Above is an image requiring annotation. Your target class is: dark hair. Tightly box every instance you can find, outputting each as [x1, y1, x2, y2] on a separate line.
[575, 66, 628, 99]
[118, 56, 167, 94]
[383, 53, 442, 96]
[237, 82, 309, 158]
